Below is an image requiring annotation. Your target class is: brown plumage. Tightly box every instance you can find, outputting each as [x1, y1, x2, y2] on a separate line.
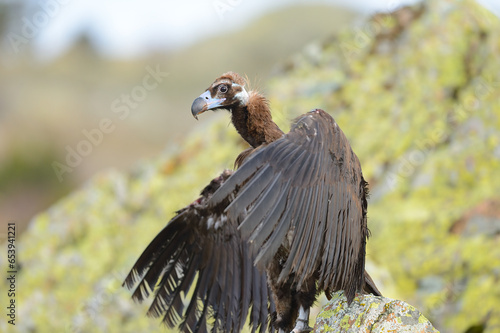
[124, 72, 381, 333]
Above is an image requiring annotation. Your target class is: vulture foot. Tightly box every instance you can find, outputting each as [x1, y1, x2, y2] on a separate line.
[291, 320, 312, 333]
[291, 306, 312, 333]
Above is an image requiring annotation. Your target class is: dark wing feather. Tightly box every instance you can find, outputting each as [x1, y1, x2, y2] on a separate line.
[123, 171, 274, 333]
[209, 109, 369, 303]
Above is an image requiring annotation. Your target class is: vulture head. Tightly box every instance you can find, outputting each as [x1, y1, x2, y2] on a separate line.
[191, 72, 249, 119]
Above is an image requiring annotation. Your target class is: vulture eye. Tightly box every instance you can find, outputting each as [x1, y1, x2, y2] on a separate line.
[219, 85, 228, 93]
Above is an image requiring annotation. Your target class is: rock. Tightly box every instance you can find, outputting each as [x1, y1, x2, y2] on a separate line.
[314, 291, 438, 333]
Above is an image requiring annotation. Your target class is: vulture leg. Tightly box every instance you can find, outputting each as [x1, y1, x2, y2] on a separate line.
[267, 248, 317, 332]
[291, 306, 312, 333]
[291, 274, 316, 333]
[269, 275, 295, 331]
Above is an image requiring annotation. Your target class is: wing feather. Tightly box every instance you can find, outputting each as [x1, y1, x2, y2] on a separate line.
[278, 187, 314, 282]
[209, 109, 369, 303]
[274, 186, 307, 281]
[293, 186, 319, 279]
[225, 165, 273, 222]
[237, 172, 282, 238]
[247, 179, 289, 243]
[123, 171, 274, 332]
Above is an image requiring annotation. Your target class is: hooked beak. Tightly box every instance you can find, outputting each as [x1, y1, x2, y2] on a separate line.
[191, 90, 226, 120]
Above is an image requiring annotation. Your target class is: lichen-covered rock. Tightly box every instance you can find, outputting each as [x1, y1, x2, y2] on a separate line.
[314, 292, 438, 332]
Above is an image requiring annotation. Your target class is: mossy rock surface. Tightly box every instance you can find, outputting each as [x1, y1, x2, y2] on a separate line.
[314, 291, 438, 332]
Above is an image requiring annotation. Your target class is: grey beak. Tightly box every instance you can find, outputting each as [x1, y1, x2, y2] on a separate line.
[191, 96, 207, 120]
[190, 90, 225, 119]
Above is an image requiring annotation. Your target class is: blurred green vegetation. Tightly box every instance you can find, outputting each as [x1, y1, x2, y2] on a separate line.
[1, 0, 500, 332]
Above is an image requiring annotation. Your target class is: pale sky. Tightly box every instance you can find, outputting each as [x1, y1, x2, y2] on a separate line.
[7, 0, 500, 59]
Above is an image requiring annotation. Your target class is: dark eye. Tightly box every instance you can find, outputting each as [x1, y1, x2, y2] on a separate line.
[219, 85, 228, 93]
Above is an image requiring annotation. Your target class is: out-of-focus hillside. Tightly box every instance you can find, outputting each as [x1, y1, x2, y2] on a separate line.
[1, 0, 500, 332]
[0, 4, 357, 234]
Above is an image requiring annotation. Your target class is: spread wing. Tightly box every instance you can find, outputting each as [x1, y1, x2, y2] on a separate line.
[123, 170, 275, 333]
[209, 109, 369, 303]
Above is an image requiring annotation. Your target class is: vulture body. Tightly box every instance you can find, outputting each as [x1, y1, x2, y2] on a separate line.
[124, 72, 381, 333]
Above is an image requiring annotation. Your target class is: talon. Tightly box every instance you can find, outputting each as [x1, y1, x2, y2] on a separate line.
[291, 328, 313, 333]
[291, 306, 312, 333]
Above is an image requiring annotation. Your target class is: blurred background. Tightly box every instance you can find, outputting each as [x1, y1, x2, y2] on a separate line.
[1, 0, 500, 332]
[2, 0, 497, 235]
[0, 0, 387, 234]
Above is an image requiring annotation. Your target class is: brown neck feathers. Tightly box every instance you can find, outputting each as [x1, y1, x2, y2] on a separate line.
[231, 91, 284, 149]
